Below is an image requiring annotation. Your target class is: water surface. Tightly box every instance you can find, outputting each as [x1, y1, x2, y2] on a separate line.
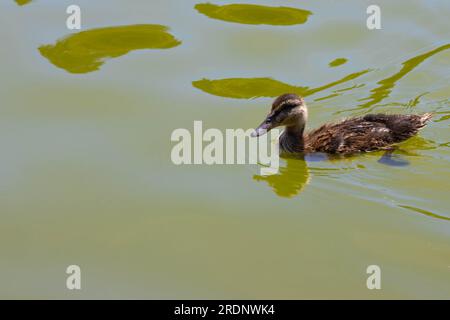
[1, 0, 449, 299]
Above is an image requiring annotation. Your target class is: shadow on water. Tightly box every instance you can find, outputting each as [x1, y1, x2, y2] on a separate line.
[253, 157, 310, 198]
[377, 152, 410, 167]
[39, 25, 181, 74]
[15, 0, 32, 5]
[192, 69, 371, 99]
[195, 3, 312, 26]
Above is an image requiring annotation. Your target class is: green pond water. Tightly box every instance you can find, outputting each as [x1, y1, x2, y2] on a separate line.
[1, 0, 449, 299]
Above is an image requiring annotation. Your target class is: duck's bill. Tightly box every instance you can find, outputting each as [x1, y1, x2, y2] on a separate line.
[251, 122, 272, 137]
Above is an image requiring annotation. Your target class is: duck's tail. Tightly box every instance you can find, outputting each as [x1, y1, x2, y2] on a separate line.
[418, 113, 433, 129]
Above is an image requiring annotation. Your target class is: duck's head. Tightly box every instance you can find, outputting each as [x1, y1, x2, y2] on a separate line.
[251, 93, 308, 137]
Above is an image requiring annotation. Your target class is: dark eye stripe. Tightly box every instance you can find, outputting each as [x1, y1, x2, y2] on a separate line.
[271, 104, 295, 119]
[273, 99, 300, 111]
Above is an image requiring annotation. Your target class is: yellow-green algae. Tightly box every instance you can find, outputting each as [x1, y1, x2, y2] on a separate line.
[15, 0, 32, 5]
[39, 24, 181, 74]
[329, 58, 348, 67]
[195, 3, 312, 26]
[399, 205, 450, 221]
[314, 93, 340, 102]
[192, 69, 371, 99]
[193, 77, 307, 99]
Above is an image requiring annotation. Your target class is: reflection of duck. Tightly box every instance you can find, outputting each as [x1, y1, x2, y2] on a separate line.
[252, 94, 432, 155]
[254, 157, 310, 198]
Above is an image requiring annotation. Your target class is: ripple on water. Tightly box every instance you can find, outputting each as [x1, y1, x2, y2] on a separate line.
[39, 24, 181, 74]
[354, 43, 450, 111]
[195, 3, 312, 26]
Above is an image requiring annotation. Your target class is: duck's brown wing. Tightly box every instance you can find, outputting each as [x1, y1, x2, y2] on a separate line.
[362, 113, 432, 141]
[304, 113, 432, 154]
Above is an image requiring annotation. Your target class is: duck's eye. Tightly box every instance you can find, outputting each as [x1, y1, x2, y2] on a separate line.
[285, 103, 297, 110]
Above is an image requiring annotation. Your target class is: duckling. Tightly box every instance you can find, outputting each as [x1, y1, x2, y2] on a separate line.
[251, 93, 432, 154]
